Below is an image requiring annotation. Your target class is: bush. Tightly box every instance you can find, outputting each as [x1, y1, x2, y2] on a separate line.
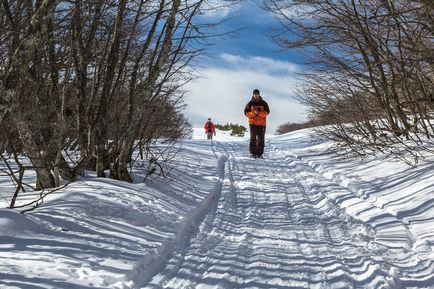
[276, 121, 315, 135]
[215, 123, 247, 137]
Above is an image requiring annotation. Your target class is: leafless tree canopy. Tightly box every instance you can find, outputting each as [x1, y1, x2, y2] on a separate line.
[266, 0, 434, 159]
[0, 0, 232, 202]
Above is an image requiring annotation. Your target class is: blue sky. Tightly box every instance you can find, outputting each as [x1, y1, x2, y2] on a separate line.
[185, 1, 307, 134]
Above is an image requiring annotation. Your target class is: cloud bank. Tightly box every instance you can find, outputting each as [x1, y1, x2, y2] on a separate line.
[184, 54, 307, 134]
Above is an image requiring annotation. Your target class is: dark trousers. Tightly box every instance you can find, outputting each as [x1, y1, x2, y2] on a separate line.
[249, 124, 266, 156]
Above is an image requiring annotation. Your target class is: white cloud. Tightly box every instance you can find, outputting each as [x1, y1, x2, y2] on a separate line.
[199, 1, 242, 19]
[184, 54, 307, 134]
[220, 53, 300, 75]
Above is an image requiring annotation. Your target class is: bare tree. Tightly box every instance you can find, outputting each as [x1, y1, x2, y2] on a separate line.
[1, 0, 59, 189]
[0, 0, 238, 208]
[265, 0, 434, 159]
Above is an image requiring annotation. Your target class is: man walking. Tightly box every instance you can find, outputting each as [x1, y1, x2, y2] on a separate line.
[244, 89, 270, 158]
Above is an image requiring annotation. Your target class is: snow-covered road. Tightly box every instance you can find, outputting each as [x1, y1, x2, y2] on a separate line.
[144, 138, 432, 289]
[2, 129, 434, 289]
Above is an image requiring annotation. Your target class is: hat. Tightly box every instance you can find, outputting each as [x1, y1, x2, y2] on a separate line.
[253, 89, 260, 95]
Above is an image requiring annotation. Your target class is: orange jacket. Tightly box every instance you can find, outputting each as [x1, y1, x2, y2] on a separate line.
[244, 96, 270, 126]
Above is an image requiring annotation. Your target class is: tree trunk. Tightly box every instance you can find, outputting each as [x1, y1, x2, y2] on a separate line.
[95, 0, 127, 177]
[16, 122, 56, 190]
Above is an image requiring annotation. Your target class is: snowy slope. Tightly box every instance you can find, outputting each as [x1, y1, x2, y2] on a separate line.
[1, 128, 434, 289]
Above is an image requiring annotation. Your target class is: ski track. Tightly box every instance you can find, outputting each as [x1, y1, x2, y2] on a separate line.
[143, 139, 434, 289]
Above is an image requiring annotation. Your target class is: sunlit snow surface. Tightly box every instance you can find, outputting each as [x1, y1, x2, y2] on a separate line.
[1, 128, 434, 289]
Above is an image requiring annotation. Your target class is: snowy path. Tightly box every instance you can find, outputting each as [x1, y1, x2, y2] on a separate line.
[1, 129, 434, 289]
[143, 140, 433, 289]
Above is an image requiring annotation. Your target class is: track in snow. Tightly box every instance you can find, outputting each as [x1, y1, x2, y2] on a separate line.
[143, 140, 434, 289]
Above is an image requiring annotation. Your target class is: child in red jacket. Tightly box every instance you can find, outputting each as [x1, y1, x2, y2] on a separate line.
[204, 118, 216, 140]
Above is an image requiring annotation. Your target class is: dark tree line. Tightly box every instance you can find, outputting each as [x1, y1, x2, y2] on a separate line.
[0, 0, 234, 207]
[266, 0, 434, 159]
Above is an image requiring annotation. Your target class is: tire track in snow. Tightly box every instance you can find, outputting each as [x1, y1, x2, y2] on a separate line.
[131, 148, 228, 288]
[290, 150, 415, 249]
[143, 140, 431, 288]
[268, 143, 434, 287]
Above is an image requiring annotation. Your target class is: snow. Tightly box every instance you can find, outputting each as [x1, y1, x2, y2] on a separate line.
[1, 127, 434, 288]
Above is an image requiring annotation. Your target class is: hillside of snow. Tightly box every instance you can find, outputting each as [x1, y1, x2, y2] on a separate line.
[1, 127, 434, 288]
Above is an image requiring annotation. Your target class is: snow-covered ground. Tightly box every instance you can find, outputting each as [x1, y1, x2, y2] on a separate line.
[1, 128, 434, 289]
